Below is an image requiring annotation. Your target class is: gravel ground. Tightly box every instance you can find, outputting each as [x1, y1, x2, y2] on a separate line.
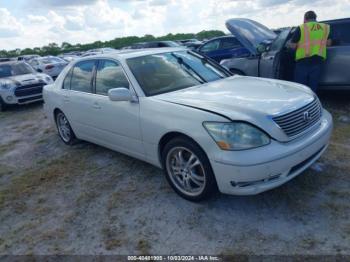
[0, 92, 349, 256]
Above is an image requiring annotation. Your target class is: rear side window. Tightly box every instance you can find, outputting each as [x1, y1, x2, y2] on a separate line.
[95, 60, 130, 96]
[70, 60, 96, 93]
[220, 38, 242, 49]
[200, 40, 220, 52]
[62, 68, 73, 89]
[330, 21, 350, 45]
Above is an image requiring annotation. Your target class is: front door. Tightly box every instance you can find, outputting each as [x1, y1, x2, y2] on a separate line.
[89, 59, 144, 159]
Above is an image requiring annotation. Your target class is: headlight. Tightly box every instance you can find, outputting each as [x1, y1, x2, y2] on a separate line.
[203, 122, 270, 150]
[38, 75, 53, 83]
[0, 79, 16, 90]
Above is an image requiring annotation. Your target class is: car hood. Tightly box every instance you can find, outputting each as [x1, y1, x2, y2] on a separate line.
[225, 18, 277, 55]
[155, 76, 315, 122]
[4, 73, 48, 85]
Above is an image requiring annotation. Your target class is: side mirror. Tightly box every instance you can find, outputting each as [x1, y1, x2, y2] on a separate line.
[257, 44, 267, 53]
[108, 87, 133, 102]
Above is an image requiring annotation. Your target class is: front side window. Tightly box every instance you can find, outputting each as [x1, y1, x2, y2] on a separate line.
[127, 51, 230, 96]
[220, 38, 242, 49]
[70, 60, 95, 93]
[96, 60, 130, 96]
[200, 40, 220, 53]
[270, 29, 290, 51]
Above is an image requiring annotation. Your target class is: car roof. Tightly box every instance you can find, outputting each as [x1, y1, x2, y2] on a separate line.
[75, 47, 188, 61]
[321, 17, 350, 24]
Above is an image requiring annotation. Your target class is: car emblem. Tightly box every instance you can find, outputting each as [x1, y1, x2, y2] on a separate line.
[303, 111, 311, 122]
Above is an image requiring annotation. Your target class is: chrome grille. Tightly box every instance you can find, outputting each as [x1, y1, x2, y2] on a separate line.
[273, 98, 322, 138]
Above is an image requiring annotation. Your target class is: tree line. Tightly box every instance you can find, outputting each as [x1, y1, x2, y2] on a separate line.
[0, 30, 225, 58]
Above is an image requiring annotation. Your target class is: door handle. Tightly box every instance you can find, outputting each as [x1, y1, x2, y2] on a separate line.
[92, 102, 101, 109]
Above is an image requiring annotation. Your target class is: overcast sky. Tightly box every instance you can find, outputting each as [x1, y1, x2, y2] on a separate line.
[0, 0, 349, 50]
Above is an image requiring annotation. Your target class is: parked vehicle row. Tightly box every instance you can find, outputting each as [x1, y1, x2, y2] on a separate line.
[43, 48, 333, 201]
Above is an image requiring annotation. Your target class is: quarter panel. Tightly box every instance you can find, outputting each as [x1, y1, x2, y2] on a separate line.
[139, 98, 228, 167]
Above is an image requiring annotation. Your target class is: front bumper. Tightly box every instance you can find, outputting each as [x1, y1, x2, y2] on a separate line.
[0, 84, 44, 105]
[211, 110, 333, 195]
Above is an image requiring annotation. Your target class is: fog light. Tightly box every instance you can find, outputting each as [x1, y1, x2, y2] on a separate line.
[6, 96, 13, 102]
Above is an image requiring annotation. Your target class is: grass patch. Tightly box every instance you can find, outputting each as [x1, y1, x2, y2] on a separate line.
[0, 139, 20, 154]
[137, 239, 151, 254]
[0, 149, 96, 208]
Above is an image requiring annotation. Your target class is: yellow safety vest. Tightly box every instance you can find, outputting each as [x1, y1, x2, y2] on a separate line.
[295, 22, 330, 61]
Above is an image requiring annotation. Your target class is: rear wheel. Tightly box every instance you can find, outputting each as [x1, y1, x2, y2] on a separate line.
[55, 111, 77, 145]
[162, 137, 217, 201]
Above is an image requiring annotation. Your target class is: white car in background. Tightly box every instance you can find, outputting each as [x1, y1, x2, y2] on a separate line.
[0, 61, 53, 111]
[43, 48, 333, 201]
[29, 56, 68, 79]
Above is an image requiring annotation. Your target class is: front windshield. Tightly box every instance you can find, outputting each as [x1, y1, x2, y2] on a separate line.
[0, 63, 35, 78]
[127, 51, 230, 96]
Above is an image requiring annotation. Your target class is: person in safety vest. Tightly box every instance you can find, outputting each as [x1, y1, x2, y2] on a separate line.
[289, 11, 332, 92]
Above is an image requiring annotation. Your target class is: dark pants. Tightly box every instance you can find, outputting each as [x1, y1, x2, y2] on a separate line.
[294, 61, 323, 92]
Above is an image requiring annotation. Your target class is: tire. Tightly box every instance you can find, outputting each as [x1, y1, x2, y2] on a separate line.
[0, 98, 7, 112]
[55, 111, 77, 145]
[162, 136, 217, 201]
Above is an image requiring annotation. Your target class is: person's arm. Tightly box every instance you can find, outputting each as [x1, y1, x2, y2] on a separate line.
[288, 27, 301, 49]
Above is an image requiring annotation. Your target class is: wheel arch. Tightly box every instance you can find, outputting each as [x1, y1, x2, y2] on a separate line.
[158, 131, 209, 168]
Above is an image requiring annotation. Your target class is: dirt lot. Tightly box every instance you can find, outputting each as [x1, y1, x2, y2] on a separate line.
[0, 92, 350, 256]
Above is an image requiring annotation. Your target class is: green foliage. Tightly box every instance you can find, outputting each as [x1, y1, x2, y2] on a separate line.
[0, 30, 225, 58]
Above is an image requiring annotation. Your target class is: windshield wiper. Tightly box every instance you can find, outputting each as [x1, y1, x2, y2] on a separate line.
[171, 53, 206, 84]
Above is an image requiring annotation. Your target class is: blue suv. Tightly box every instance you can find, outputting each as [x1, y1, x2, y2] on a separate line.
[197, 36, 250, 63]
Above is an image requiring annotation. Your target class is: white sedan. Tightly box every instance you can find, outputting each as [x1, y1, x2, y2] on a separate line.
[43, 47, 333, 201]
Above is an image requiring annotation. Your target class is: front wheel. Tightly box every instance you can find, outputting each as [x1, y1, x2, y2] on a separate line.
[162, 137, 217, 201]
[0, 99, 7, 112]
[55, 111, 77, 145]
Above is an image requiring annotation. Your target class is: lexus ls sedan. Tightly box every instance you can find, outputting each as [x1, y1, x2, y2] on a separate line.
[43, 47, 333, 201]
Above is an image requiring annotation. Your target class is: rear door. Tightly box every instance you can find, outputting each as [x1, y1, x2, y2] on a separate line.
[319, 19, 350, 88]
[61, 59, 98, 139]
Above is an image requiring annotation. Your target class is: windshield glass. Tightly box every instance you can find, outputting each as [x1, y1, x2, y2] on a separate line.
[39, 57, 65, 64]
[0, 63, 35, 78]
[269, 29, 290, 51]
[127, 51, 230, 96]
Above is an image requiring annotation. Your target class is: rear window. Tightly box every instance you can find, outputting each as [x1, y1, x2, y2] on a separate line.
[39, 57, 65, 64]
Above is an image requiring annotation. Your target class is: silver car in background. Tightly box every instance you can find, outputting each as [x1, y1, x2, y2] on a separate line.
[221, 18, 350, 90]
[43, 48, 332, 201]
[29, 56, 68, 79]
